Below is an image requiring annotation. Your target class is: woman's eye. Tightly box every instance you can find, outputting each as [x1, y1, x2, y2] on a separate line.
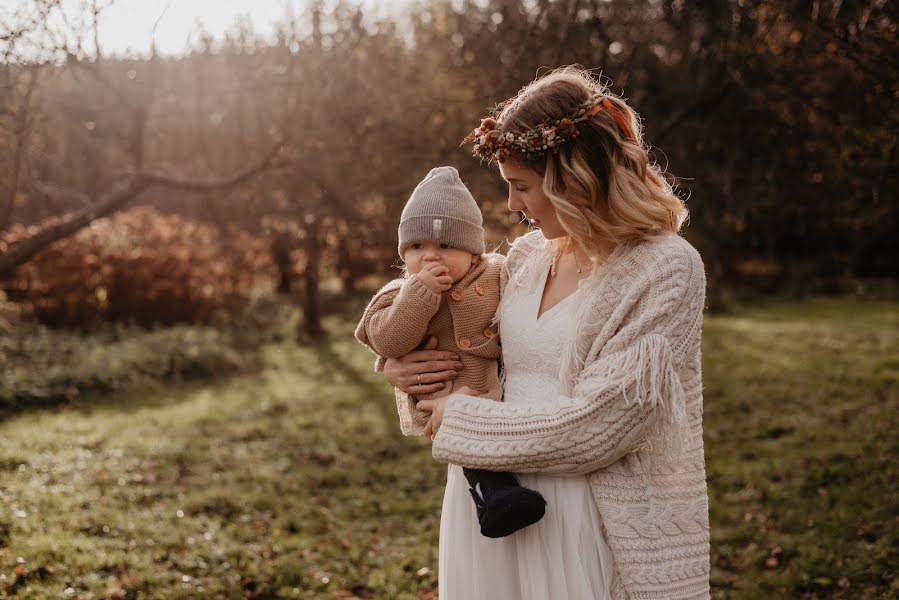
[515, 187, 528, 193]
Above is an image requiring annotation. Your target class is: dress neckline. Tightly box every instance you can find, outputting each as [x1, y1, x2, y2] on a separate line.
[535, 264, 582, 322]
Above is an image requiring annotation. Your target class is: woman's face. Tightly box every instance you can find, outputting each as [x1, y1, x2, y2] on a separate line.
[498, 159, 566, 239]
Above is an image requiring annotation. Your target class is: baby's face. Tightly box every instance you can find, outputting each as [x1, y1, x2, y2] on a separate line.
[404, 241, 478, 283]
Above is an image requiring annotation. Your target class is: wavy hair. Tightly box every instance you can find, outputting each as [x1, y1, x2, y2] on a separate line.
[496, 66, 688, 262]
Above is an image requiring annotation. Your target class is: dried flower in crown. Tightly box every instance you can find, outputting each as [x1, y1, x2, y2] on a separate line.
[462, 94, 636, 164]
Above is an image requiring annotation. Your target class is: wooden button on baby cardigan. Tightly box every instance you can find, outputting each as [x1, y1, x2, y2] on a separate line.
[458, 336, 471, 348]
[475, 284, 485, 296]
[483, 328, 495, 338]
[450, 290, 463, 302]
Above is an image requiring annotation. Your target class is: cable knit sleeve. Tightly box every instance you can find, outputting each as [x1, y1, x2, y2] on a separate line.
[354, 276, 443, 359]
[431, 238, 705, 475]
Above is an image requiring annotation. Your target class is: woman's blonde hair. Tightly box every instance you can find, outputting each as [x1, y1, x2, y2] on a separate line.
[496, 66, 688, 262]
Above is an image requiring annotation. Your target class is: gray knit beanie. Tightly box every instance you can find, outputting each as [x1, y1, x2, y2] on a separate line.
[398, 166, 485, 257]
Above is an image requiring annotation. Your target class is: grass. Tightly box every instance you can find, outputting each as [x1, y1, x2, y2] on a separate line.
[0, 298, 896, 598]
[0, 324, 248, 411]
[703, 298, 898, 598]
[0, 293, 309, 412]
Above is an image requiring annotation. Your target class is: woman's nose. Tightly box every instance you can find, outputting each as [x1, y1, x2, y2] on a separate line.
[508, 193, 524, 212]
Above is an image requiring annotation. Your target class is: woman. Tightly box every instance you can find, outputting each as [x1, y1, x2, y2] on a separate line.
[383, 67, 710, 600]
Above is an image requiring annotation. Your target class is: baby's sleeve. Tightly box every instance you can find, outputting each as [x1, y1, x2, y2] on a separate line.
[354, 275, 443, 359]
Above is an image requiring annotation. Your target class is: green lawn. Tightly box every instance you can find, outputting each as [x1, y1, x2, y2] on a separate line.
[703, 299, 898, 598]
[0, 299, 896, 598]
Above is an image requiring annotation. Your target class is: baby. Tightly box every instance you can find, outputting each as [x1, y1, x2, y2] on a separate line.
[355, 166, 545, 538]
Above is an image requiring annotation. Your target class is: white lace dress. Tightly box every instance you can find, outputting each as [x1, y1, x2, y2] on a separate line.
[438, 266, 615, 600]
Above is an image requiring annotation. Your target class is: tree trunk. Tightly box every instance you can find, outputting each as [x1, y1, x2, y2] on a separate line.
[300, 225, 324, 339]
[1, 67, 41, 233]
[336, 235, 356, 293]
[0, 154, 21, 233]
[271, 232, 295, 294]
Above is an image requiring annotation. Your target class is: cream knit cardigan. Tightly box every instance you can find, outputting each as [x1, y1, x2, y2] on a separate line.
[430, 230, 711, 600]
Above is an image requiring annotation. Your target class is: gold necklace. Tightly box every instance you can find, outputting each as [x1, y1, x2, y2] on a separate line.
[550, 251, 583, 277]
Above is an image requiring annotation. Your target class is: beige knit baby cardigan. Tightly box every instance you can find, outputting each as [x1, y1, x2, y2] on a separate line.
[355, 254, 505, 435]
[429, 230, 711, 600]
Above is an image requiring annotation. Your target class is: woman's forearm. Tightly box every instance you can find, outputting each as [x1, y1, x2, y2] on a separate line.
[431, 334, 681, 475]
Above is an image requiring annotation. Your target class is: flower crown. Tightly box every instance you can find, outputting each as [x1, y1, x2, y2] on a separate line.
[462, 94, 639, 163]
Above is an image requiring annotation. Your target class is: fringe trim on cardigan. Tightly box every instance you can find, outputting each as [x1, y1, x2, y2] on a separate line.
[575, 334, 690, 470]
[395, 388, 426, 436]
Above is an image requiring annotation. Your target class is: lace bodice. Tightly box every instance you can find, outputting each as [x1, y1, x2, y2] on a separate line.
[441, 264, 613, 600]
[499, 268, 583, 406]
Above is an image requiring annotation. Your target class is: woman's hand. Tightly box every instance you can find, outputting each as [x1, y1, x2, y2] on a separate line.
[383, 337, 463, 395]
[419, 396, 448, 440]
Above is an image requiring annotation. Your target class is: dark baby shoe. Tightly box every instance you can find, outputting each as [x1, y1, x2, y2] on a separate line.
[465, 469, 546, 538]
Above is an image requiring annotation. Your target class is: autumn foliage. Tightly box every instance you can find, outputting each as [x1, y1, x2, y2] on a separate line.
[0, 207, 275, 327]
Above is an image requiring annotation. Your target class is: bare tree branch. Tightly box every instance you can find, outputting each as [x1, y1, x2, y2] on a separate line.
[553, 0, 581, 67]
[0, 0, 62, 45]
[652, 82, 732, 145]
[31, 180, 91, 205]
[501, 0, 551, 92]
[150, 1, 173, 58]
[0, 176, 149, 276]
[139, 139, 286, 193]
[0, 139, 285, 277]
[90, 0, 103, 61]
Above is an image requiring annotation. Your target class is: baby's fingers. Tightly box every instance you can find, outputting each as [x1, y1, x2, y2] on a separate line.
[423, 419, 436, 440]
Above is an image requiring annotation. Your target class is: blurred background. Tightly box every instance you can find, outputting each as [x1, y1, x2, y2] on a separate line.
[0, 0, 896, 598]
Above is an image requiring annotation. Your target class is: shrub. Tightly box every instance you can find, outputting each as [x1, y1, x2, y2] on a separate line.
[1, 207, 276, 327]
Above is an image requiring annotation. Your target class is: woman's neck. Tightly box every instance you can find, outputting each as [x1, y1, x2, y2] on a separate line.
[549, 236, 616, 278]
[550, 246, 589, 279]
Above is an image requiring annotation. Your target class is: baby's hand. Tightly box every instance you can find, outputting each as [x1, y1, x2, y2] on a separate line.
[416, 263, 453, 294]
[454, 385, 487, 397]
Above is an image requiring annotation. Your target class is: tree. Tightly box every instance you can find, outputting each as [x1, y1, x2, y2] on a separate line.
[0, 1, 289, 278]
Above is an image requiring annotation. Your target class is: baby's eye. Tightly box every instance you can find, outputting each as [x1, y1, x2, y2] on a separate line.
[411, 243, 423, 249]
[440, 243, 451, 249]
